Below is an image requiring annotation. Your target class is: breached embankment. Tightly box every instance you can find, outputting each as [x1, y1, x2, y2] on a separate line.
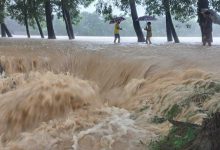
[0, 40, 220, 150]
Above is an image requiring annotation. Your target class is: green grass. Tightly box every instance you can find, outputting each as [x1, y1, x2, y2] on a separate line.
[165, 104, 182, 120]
[149, 126, 199, 150]
[151, 116, 166, 124]
[214, 83, 220, 93]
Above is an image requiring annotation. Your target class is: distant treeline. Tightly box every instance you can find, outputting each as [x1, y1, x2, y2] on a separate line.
[5, 12, 220, 37]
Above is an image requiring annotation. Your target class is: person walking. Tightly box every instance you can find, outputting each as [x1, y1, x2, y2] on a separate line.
[144, 22, 152, 44]
[114, 21, 122, 43]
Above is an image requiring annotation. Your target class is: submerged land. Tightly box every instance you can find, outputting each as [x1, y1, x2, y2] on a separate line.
[0, 38, 220, 150]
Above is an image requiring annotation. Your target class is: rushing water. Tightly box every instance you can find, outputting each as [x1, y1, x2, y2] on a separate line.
[0, 39, 220, 149]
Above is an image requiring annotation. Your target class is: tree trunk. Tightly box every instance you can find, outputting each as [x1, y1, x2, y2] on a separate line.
[1, 23, 12, 37]
[35, 16, 44, 38]
[45, 0, 56, 39]
[185, 112, 220, 150]
[24, 15, 30, 38]
[164, 0, 180, 43]
[23, 0, 30, 38]
[166, 13, 173, 41]
[1, 23, 6, 37]
[66, 10, 75, 39]
[0, 1, 12, 37]
[61, 1, 71, 40]
[61, 0, 74, 39]
[0, 0, 5, 24]
[198, 0, 209, 43]
[167, 11, 180, 43]
[32, 0, 44, 38]
[63, 12, 71, 39]
[129, 0, 145, 42]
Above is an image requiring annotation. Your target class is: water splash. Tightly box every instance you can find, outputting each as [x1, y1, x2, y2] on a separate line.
[0, 49, 220, 149]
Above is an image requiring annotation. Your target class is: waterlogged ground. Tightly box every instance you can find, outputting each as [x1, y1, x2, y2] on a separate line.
[0, 38, 220, 150]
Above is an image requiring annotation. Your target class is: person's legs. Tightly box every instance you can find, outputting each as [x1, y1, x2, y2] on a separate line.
[118, 34, 120, 43]
[147, 37, 151, 44]
[114, 34, 117, 43]
[146, 36, 148, 44]
[148, 37, 152, 44]
[114, 34, 120, 43]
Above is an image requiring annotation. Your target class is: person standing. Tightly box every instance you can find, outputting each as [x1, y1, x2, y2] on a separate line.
[202, 11, 213, 46]
[114, 21, 122, 43]
[144, 22, 152, 44]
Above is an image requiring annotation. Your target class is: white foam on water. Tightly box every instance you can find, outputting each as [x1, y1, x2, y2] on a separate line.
[72, 107, 149, 150]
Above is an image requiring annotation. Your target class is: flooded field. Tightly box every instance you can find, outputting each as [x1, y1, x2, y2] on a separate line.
[0, 38, 220, 150]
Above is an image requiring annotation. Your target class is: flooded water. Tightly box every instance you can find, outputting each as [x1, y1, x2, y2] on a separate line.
[0, 38, 220, 149]
[11, 35, 220, 45]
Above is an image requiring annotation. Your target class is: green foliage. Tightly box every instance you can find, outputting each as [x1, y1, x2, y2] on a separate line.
[171, 0, 197, 22]
[211, 0, 220, 12]
[151, 116, 166, 124]
[0, 0, 6, 23]
[149, 126, 199, 150]
[0, 11, 4, 23]
[203, 80, 220, 93]
[2, 0, 220, 37]
[144, 0, 164, 16]
[9, 12, 220, 36]
[144, 0, 197, 22]
[96, 1, 114, 21]
[3, 0, 95, 31]
[182, 81, 220, 106]
[144, 0, 220, 23]
[55, 0, 94, 25]
[95, 0, 143, 21]
[214, 83, 220, 93]
[6, 0, 45, 28]
[165, 104, 182, 120]
[184, 90, 213, 106]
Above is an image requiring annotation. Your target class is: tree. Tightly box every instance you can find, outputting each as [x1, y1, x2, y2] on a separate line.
[185, 112, 220, 150]
[163, 0, 179, 43]
[211, 0, 220, 11]
[0, 0, 12, 37]
[44, 0, 56, 39]
[56, 0, 78, 39]
[197, 0, 209, 43]
[129, 0, 145, 42]
[55, 0, 94, 40]
[7, 0, 30, 38]
[23, 0, 30, 38]
[144, 0, 197, 43]
[0, 1, 4, 23]
[60, 0, 75, 39]
[5, 0, 94, 39]
[28, 0, 45, 38]
[96, 0, 145, 42]
[7, 0, 45, 38]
